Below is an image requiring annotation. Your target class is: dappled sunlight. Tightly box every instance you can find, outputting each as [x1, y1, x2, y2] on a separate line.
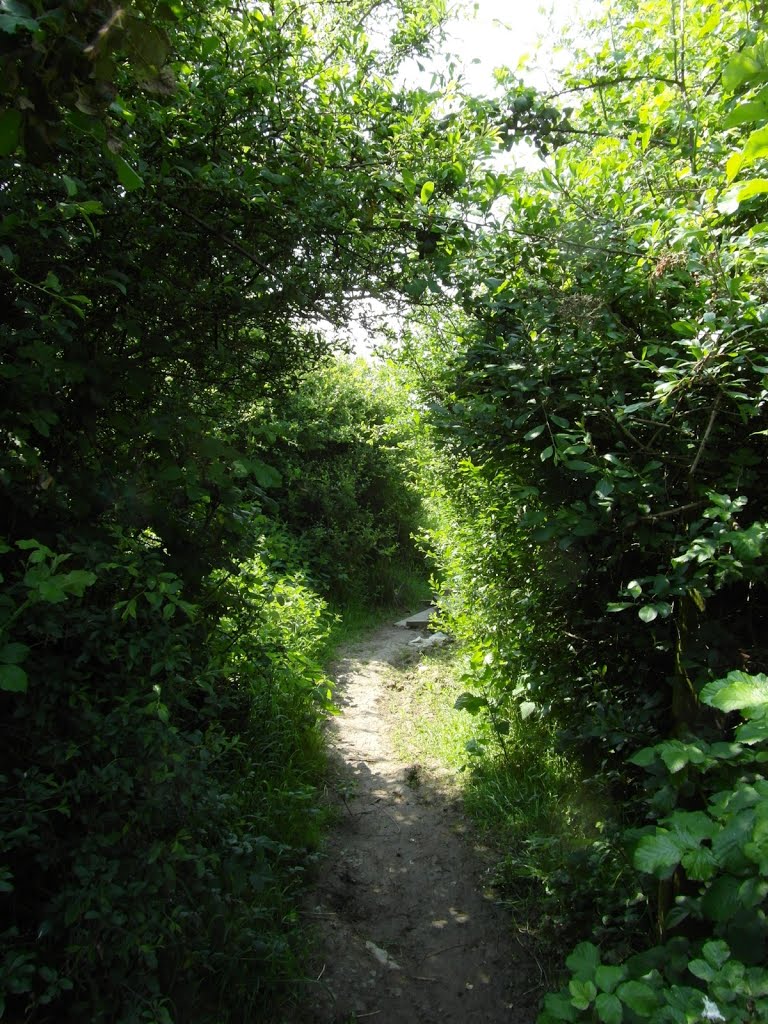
[303, 623, 538, 1022]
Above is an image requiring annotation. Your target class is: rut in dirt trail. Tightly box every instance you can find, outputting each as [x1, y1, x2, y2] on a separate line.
[298, 620, 538, 1024]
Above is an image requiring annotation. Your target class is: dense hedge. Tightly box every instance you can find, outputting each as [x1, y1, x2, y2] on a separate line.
[0, 0, 460, 1018]
[401, 1, 768, 1020]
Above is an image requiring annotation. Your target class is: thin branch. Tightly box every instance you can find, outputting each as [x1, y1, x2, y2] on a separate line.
[544, 75, 683, 100]
[689, 394, 721, 478]
[172, 207, 275, 277]
[641, 500, 706, 522]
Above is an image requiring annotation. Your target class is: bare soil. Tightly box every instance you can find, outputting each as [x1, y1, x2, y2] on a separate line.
[294, 621, 539, 1024]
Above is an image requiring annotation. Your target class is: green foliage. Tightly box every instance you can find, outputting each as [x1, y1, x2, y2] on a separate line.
[396, 0, 768, 1013]
[1, 534, 334, 1022]
[263, 358, 427, 606]
[1, 0, 469, 1019]
[543, 665, 768, 1023]
[541, 937, 768, 1024]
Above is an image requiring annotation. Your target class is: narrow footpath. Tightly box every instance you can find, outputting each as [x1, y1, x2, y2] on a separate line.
[297, 619, 538, 1023]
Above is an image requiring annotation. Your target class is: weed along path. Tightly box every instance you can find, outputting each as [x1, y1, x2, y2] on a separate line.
[297, 619, 537, 1024]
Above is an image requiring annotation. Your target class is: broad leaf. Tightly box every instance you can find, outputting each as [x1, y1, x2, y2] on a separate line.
[701, 672, 768, 714]
[617, 981, 658, 1016]
[634, 831, 683, 877]
[0, 109, 22, 156]
[595, 993, 622, 1024]
[0, 664, 28, 692]
[569, 978, 597, 1010]
[595, 965, 626, 994]
[566, 941, 601, 979]
[454, 692, 488, 714]
[112, 155, 144, 191]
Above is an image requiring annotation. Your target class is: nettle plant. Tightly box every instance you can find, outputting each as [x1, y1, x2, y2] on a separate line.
[540, 671, 768, 1024]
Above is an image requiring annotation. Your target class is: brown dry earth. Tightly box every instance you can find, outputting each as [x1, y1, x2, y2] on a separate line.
[294, 621, 538, 1024]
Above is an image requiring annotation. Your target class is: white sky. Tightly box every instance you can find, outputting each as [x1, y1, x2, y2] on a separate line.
[398, 0, 598, 95]
[343, 0, 599, 357]
[446, 0, 564, 93]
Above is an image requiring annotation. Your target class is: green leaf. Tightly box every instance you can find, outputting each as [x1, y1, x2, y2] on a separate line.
[681, 846, 718, 881]
[702, 940, 731, 969]
[701, 672, 768, 714]
[112, 154, 144, 191]
[723, 45, 768, 92]
[616, 981, 658, 1016]
[669, 811, 717, 845]
[629, 747, 657, 768]
[724, 86, 768, 128]
[569, 978, 597, 1010]
[0, 663, 28, 692]
[0, 642, 29, 665]
[543, 993, 577, 1022]
[249, 459, 282, 489]
[736, 717, 768, 744]
[563, 459, 596, 473]
[566, 941, 601, 979]
[737, 179, 768, 203]
[524, 424, 546, 440]
[0, 4, 38, 34]
[658, 742, 707, 774]
[701, 875, 742, 922]
[0, 108, 22, 156]
[729, 125, 768, 182]
[634, 831, 683, 877]
[454, 692, 488, 714]
[595, 965, 626, 994]
[687, 958, 715, 981]
[638, 605, 657, 623]
[595, 992, 623, 1024]
[125, 19, 170, 67]
[420, 180, 435, 204]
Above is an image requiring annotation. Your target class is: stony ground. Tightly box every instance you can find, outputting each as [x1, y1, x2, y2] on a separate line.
[293, 620, 538, 1024]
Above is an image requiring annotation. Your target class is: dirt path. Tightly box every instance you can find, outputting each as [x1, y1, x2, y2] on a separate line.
[296, 621, 538, 1024]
